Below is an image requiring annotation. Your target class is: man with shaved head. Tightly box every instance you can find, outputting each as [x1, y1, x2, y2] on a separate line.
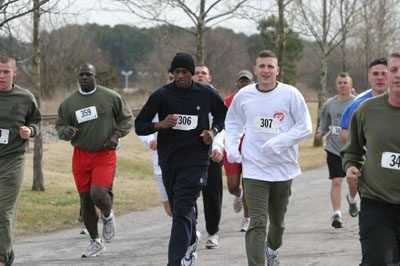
[56, 63, 133, 258]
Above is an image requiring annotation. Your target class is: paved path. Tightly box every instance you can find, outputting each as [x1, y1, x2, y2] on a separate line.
[12, 166, 361, 265]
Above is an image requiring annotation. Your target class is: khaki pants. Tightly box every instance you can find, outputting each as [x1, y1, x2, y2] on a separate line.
[244, 178, 292, 266]
[0, 155, 25, 264]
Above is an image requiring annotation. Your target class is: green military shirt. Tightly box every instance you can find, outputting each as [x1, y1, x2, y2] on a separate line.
[55, 86, 133, 152]
[0, 84, 41, 157]
[341, 93, 400, 204]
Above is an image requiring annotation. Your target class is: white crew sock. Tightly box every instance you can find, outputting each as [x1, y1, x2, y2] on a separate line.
[334, 210, 342, 217]
[267, 247, 278, 256]
[348, 194, 357, 204]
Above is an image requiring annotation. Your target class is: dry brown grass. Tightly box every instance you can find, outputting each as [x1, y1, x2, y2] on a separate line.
[18, 133, 160, 238]
[298, 101, 326, 171]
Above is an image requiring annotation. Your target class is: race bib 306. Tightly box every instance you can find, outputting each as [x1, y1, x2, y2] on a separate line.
[173, 114, 198, 131]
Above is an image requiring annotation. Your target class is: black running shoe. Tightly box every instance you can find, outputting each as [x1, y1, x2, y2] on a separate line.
[331, 214, 343, 228]
[6, 249, 14, 266]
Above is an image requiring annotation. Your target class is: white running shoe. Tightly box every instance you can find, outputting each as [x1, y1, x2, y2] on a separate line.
[205, 234, 219, 249]
[102, 210, 116, 243]
[233, 193, 243, 213]
[181, 231, 201, 266]
[80, 224, 89, 235]
[240, 217, 250, 232]
[81, 239, 105, 258]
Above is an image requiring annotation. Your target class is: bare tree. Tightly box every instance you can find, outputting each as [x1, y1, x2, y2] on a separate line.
[293, 0, 357, 146]
[276, 0, 294, 81]
[32, 0, 44, 191]
[339, 0, 357, 72]
[39, 25, 111, 96]
[0, 0, 51, 29]
[112, 0, 249, 64]
[355, 0, 400, 81]
[135, 26, 251, 95]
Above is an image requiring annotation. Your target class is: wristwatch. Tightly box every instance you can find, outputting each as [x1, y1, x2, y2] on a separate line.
[211, 127, 219, 135]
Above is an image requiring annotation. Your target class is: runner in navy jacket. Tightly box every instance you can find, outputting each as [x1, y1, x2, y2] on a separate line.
[135, 52, 227, 266]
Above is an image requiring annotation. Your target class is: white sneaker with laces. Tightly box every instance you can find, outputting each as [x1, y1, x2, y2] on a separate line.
[266, 248, 280, 266]
[233, 192, 243, 213]
[181, 231, 201, 266]
[205, 234, 219, 249]
[240, 217, 250, 232]
[80, 224, 89, 235]
[102, 210, 116, 243]
[81, 239, 105, 258]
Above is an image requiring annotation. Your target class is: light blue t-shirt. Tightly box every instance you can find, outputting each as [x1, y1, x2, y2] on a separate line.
[340, 90, 373, 129]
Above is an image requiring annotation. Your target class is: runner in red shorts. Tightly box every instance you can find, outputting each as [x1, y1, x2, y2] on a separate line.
[223, 70, 253, 232]
[56, 63, 133, 258]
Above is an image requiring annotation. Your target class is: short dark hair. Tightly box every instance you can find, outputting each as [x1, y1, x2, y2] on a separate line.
[337, 72, 351, 79]
[0, 55, 16, 68]
[390, 52, 400, 59]
[369, 58, 387, 69]
[257, 50, 277, 59]
[336, 72, 353, 84]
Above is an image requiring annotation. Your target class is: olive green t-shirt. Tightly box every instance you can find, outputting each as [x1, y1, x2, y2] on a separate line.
[341, 93, 400, 204]
[55, 86, 133, 152]
[0, 84, 41, 157]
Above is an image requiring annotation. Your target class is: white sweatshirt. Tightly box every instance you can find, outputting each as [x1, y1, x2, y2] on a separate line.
[224, 82, 312, 182]
[138, 114, 161, 175]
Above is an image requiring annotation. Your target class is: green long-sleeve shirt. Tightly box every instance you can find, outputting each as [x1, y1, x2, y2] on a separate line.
[55, 86, 133, 152]
[341, 93, 400, 204]
[0, 84, 41, 157]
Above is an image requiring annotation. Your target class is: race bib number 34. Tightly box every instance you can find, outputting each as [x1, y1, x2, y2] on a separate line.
[254, 117, 280, 134]
[0, 128, 10, 144]
[381, 152, 400, 170]
[173, 115, 198, 131]
[75, 106, 98, 124]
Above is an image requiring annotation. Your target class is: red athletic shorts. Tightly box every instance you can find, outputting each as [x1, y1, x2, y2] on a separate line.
[72, 147, 116, 192]
[223, 135, 244, 176]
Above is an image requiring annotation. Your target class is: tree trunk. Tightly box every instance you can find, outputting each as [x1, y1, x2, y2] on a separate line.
[195, 0, 206, 64]
[277, 0, 285, 82]
[313, 48, 328, 147]
[32, 0, 45, 191]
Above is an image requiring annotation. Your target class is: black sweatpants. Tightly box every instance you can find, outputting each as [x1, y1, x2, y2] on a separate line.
[162, 164, 208, 266]
[202, 159, 223, 235]
[359, 197, 400, 266]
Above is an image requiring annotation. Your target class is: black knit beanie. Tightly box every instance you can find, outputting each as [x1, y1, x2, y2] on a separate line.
[170, 52, 195, 75]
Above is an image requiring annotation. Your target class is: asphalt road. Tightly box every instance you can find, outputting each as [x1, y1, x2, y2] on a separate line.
[12, 166, 361, 266]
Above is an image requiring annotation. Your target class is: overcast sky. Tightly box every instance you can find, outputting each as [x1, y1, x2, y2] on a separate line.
[69, 0, 262, 35]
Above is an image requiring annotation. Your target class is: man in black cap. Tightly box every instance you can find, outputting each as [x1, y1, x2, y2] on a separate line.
[135, 52, 227, 266]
